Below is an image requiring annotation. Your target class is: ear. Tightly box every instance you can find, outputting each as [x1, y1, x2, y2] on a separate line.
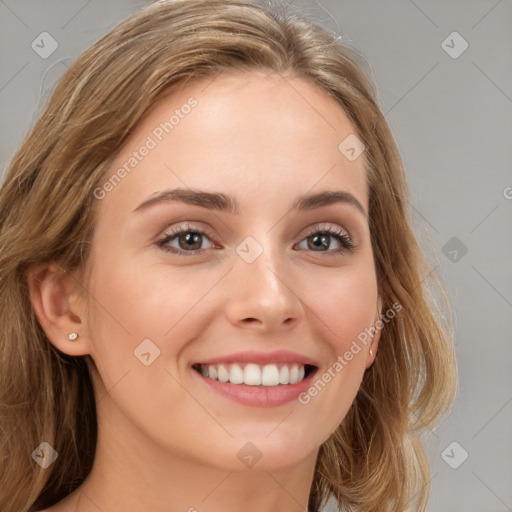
[27, 262, 91, 356]
[365, 294, 383, 369]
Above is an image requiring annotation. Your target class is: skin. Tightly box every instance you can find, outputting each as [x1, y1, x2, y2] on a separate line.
[29, 70, 381, 512]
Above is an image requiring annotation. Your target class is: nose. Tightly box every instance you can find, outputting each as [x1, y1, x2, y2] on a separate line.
[224, 240, 304, 333]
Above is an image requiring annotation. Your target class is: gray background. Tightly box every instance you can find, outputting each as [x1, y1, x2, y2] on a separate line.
[1, 1, 511, 511]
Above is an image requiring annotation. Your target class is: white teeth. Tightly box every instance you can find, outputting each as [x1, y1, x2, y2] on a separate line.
[217, 364, 229, 383]
[208, 365, 218, 380]
[289, 364, 299, 384]
[244, 363, 261, 385]
[261, 364, 280, 386]
[229, 363, 244, 384]
[279, 365, 289, 384]
[197, 362, 309, 386]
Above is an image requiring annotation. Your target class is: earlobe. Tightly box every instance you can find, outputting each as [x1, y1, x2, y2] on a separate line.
[365, 297, 383, 368]
[27, 262, 91, 356]
[365, 327, 381, 369]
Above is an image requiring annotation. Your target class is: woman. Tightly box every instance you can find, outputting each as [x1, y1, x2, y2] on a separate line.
[0, 1, 457, 511]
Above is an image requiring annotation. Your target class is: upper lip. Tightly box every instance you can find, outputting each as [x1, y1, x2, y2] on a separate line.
[194, 349, 319, 367]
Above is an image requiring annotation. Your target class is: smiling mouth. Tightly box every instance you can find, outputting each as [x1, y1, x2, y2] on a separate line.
[192, 362, 317, 387]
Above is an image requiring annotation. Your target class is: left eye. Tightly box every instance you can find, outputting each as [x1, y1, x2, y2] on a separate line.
[156, 226, 215, 256]
[296, 226, 354, 253]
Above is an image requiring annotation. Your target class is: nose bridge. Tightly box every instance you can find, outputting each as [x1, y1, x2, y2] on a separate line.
[225, 231, 303, 329]
[237, 232, 289, 297]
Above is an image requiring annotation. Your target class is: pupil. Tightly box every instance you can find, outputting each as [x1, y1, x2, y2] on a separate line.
[182, 233, 200, 249]
[310, 234, 328, 250]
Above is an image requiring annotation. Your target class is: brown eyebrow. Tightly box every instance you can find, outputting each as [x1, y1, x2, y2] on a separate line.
[132, 188, 367, 217]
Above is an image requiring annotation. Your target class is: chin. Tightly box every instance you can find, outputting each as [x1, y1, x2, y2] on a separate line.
[196, 434, 320, 473]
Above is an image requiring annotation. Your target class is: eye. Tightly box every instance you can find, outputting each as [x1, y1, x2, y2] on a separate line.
[156, 224, 216, 256]
[155, 223, 355, 257]
[295, 224, 354, 255]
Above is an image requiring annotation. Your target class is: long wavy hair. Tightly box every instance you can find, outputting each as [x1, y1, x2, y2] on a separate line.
[0, 1, 457, 511]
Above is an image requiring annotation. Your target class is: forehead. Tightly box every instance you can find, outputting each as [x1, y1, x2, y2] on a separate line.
[96, 70, 368, 216]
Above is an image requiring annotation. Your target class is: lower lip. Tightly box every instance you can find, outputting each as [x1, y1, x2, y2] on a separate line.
[192, 367, 317, 407]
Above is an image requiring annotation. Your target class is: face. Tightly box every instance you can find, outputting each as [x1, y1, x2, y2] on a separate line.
[79, 70, 380, 472]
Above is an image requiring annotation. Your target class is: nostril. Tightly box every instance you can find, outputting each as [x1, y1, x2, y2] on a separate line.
[243, 318, 261, 325]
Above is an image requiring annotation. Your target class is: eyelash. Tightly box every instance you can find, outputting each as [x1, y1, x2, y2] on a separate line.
[155, 223, 355, 257]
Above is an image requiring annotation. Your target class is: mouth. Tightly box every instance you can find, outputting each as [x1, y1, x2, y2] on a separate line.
[192, 362, 317, 387]
[190, 350, 320, 407]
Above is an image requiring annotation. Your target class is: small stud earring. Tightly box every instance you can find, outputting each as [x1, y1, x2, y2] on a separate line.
[369, 348, 374, 356]
[66, 332, 79, 341]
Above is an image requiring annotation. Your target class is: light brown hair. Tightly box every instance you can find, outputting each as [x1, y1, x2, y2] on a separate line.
[0, 1, 457, 510]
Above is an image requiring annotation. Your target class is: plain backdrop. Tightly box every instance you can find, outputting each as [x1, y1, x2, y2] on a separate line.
[0, 1, 511, 511]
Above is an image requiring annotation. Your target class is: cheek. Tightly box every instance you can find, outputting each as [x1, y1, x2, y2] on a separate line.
[84, 244, 218, 372]
[293, 264, 377, 430]
[302, 263, 378, 349]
